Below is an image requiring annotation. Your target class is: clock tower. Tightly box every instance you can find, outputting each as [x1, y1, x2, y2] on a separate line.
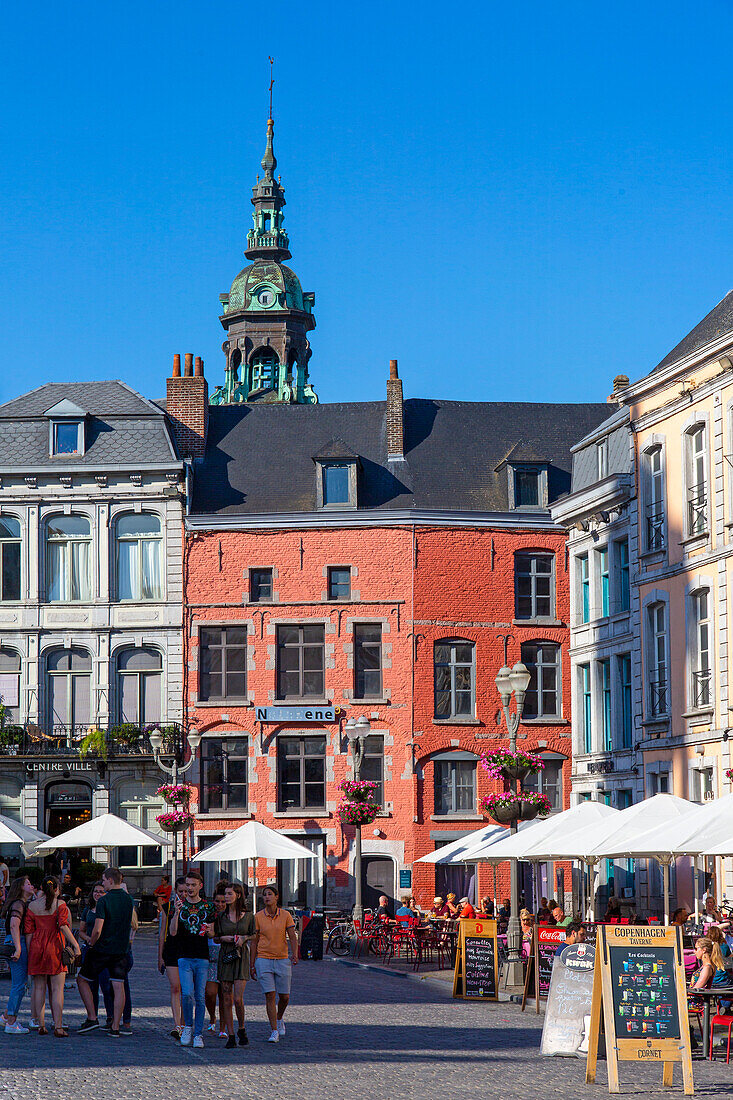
[211, 113, 318, 405]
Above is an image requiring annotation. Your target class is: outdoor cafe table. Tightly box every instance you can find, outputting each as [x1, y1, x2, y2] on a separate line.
[687, 986, 729, 1058]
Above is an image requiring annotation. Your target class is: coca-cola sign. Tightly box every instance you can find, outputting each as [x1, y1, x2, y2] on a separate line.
[538, 925, 567, 945]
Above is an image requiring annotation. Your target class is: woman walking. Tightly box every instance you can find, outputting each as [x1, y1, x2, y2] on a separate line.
[249, 884, 298, 1044]
[25, 875, 80, 1037]
[216, 882, 255, 1049]
[2, 873, 35, 1033]
[158, 875, 187, 1039]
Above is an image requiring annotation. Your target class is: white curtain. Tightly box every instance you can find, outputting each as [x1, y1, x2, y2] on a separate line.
[141, 539, 162, 599]
[48, 543, 66, 601]
[118, 541, 134, 600]
[70, 541, 91, 600]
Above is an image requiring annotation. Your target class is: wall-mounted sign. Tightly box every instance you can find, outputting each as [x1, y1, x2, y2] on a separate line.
[255, 706, 337, 723]
[399, 869, 412, 889]
[26, 761, 96, 774]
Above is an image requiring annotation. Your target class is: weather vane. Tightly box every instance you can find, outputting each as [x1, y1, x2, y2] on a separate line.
[268, 56, 274, 120]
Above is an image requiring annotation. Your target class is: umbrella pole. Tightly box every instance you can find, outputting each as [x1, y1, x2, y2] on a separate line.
[662, 861, 670, 925]
[253, 860, 257, 915]
[694, 857, 700, 922]
[492, 864, 497, 918]
[589, 860, 598, 922]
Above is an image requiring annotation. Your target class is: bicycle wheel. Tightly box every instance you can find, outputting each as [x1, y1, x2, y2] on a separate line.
[328, 931, 351, 957]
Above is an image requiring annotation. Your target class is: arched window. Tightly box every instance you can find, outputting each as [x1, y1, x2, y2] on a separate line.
[0, 517, 21, 602]
[520, 641, 561, 719]
[116, 647, 162, 726]
[432, 750, 478, 815]
[433, 640, 475, 719]
[47, 515, 91, 601]
[230, 348, 242, 382]
[0, 647, 21, 724]
[116, 780, 165, 868]
[116, 513, 163, 600]
[249, 347, 279, 392]
[46, 648, 92, 731]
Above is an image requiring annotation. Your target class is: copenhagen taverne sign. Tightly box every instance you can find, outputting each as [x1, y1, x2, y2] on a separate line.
[255, 706, 338, 723]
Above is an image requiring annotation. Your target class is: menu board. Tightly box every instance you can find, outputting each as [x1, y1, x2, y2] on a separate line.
[464, 935, 496, 999]
[609, 945, 680, 1040]
[522, 925, 566, 1012]
[452, 919, 498, 1001]
[541, 942, 596, 1056]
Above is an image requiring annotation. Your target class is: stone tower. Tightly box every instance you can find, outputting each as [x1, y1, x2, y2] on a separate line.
[211, 113, 318, 405]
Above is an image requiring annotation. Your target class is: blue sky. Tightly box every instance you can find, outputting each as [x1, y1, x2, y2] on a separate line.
[1, 1, 732, 407]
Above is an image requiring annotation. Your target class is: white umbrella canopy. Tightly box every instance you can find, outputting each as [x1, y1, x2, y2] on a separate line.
[692, 792, 733, 856]
[0, 814, 50, 857]
[190, 820, 317, 864]
[415, 822, 511, 864]
[460, 800, 618, 863]
[34, 812, 171, 852]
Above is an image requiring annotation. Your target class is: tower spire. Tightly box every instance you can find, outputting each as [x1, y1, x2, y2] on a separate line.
[261, 57, 277, 178]
[245, 57, 290, 261]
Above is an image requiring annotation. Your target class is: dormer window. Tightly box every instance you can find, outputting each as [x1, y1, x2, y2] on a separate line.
[313, 439, 360, 510]
[44, 399, 87, 458]
[508, 463, 548, 509]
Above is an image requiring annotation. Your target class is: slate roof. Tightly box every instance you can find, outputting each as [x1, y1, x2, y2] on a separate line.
[191, 399, 611, 516]
[0, 382, 178, 467]
[653, 290, 733, 373]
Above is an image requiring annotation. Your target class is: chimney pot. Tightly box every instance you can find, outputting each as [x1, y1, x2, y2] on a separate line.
[613, 374, 629, 393]
[195, 356, 204, 378]
[386, 361, 404, 460]
[184, 353, 194, 377]
[172, 354, 181, 378]
[390, 359, 399, 380]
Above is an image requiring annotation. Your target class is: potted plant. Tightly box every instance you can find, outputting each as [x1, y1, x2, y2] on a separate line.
[156, 808, 195, 833]
[110, 723, 142, 747]
[79, 728, 109, 760]
[336, 780, 381, 826]
[480, 790, 552, 824]
[517, 791, 553, 821]
[0, 725, 24, 754]
[156, 782, 193, 806]
[482, 749, 545, 785]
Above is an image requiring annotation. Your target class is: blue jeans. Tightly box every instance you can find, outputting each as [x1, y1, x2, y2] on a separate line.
[5, 936, 28, 1018]
[178, 957, 208, 1036]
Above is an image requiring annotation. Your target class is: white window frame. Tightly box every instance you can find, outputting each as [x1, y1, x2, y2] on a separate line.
[684, 423, 708, 538]
[646, 600, 668, 718]
[644, 444, 665, 552]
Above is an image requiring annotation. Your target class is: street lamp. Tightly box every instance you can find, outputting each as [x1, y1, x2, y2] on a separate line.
[345, 715, 371, 923]
[494, 639, 532, 987]
[149, 725, 202, 884]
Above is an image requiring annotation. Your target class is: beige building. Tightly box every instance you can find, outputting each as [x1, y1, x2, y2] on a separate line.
[623, 290, 733, 908]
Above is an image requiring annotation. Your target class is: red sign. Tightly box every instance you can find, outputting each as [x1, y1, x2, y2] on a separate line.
[538, 925, 567, 946]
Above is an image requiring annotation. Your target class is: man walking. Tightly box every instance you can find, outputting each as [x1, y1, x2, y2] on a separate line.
[77, 867, 134, 1037]
[169, 870, 214, 1048]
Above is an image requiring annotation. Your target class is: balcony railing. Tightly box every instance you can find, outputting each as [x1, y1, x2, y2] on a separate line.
[646, 504, 665, 551]
[687, 484, 708, 536]
[648, 676, 668, 718]
[692, 669, 712, 709]
[0, 723, 185, 758]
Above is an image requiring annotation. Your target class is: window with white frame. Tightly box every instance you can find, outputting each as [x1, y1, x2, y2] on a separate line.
[515, 552, 555, 620]
[645, 446, 665, 551]
[433, 751, 477, 815]
[116, 513, 163, 600]
[647, 603, 668, 717]
[434, 640, 475, 719]
[0, 517, 21, 602]
[46, 515, 91, 601]
[614, 537, 630, 613]
[691, 589, 712, 709]
[523, 752, 565, 811]
[116, 647, 162, 725]
[46, 648, 92, 730]
[520, 641, 561, 719]
[597, 438, 608, 479]
[618, 654, 632, 749]
[690, 764, 714, 803]
[580, 664, 592, 752]
[0, 647, 21, 724]
[578, 555, 590, 623]
[599, 659, 611, 751]
[685, 425, 708, 536]
[116, 781, 164, 867]
[597, 547, 609, 618]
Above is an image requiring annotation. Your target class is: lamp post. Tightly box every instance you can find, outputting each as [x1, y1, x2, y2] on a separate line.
[149, 725, 202, 885]
[494, 637, 532, 987]
[345, 715, 371, 924]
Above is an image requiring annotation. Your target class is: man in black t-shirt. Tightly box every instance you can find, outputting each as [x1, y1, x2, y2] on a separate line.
[375, 895, 392, 921]
[77, 867, 134, 1036]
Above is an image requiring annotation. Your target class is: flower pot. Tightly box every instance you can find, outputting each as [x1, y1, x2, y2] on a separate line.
[501, 764, 531, 783]
[518, 801, 540, 821]
[490, 802, 522, 825]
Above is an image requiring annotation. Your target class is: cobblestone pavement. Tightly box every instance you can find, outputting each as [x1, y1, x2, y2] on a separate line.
[0, 932, 732, 1099]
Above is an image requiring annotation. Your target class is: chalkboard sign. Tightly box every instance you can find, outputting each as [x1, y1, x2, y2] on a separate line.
[452, 919, 498, 1000]
[585, 925, 693, 1095]
[541, 942, 595, 1057]
[522, 925, 566, 1013]
[298, 914, 324, 960]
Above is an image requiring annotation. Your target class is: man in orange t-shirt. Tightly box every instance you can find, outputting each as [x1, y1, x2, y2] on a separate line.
[249, 884, 298, 1043]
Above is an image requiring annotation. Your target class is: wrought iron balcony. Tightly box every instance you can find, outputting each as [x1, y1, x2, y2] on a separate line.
[645, 504, 665, 551]
[648, 676, 668, 718]
[687, 484, 708, 536]
[0, 723, 185, 759]
[692, 669, 712, 709]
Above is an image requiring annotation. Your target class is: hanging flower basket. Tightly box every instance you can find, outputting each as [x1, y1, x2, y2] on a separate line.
[480, 790, 552, 825]
[156, 809, 195, 833]
[726, 768, 733, 783]
[156, 782, 193, 806]
[481, 749, 545, 785]
[337, 780, 381, 827]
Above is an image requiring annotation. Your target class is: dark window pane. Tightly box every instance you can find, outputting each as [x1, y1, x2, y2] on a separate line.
[200, 627, 223, 649]
[434, 645, 450, 664]
[225, 672, 246, 697]
[225, 628, 247, 647]
[454, 646, 473, 664]
[226, 647, 247, 672]
[1, 542, 20, 601]
[516, 470, 539, 506]
[328, 567, 351, 600]
[302, 624, 324, 645]
[323, 465, 350, 504]
[250, 568, 272, 602]
[278, 626, 300, 646]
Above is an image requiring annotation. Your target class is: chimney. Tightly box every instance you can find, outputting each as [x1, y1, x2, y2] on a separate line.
[386, 359, 404, 460]
[608, 374, 630, 403]
[166, 353, 208, 459]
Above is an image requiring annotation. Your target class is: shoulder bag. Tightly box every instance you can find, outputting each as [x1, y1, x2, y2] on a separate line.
[57, 905, 77, 972]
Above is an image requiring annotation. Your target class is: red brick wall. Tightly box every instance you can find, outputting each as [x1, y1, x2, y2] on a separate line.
[167, 376, 208, 458]
[184, 521, 573, 911]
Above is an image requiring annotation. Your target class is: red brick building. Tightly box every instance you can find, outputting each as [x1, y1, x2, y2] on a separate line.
[167, 115, 611, 911]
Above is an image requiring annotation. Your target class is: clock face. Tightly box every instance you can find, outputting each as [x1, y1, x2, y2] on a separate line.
[256, 286, 276, 308]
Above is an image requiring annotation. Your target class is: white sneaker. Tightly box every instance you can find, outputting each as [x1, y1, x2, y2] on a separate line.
[267, 1029, 279, 1043]
[277, 1019, 286, 1036]
[5, 1022, 29, 1034]
[192, 1035, 204, 1049]
[180, 1026, 192, 1046]
[29, 1019, 40, 1031]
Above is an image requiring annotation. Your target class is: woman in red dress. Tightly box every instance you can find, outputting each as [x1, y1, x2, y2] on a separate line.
[25, 876, 80, 1036]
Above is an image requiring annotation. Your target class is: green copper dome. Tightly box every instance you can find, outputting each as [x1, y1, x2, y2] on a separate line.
[223, 259, 311, 316]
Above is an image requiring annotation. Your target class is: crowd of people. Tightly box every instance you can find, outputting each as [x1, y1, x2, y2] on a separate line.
[1, 866, 299, 1049]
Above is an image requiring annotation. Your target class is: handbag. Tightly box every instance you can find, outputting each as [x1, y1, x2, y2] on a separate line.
[56, 906, 77, 972]
[0, 938, 15, 959]
[220, 942, 241, 966]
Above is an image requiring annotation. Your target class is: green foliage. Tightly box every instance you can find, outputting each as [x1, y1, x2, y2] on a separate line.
[79, 728, 109, 760]
[110, 723, 141, 745]
[0, 725, 24, 749]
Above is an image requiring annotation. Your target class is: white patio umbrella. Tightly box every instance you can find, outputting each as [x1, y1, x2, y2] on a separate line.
[459, 800, 617, 862]
[34, 812, 171, 853]
[415, 822, 512, 864]
[191, 820, 316, 910]
[0, 814, 50, 857]
[580, 794, 696, 924]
